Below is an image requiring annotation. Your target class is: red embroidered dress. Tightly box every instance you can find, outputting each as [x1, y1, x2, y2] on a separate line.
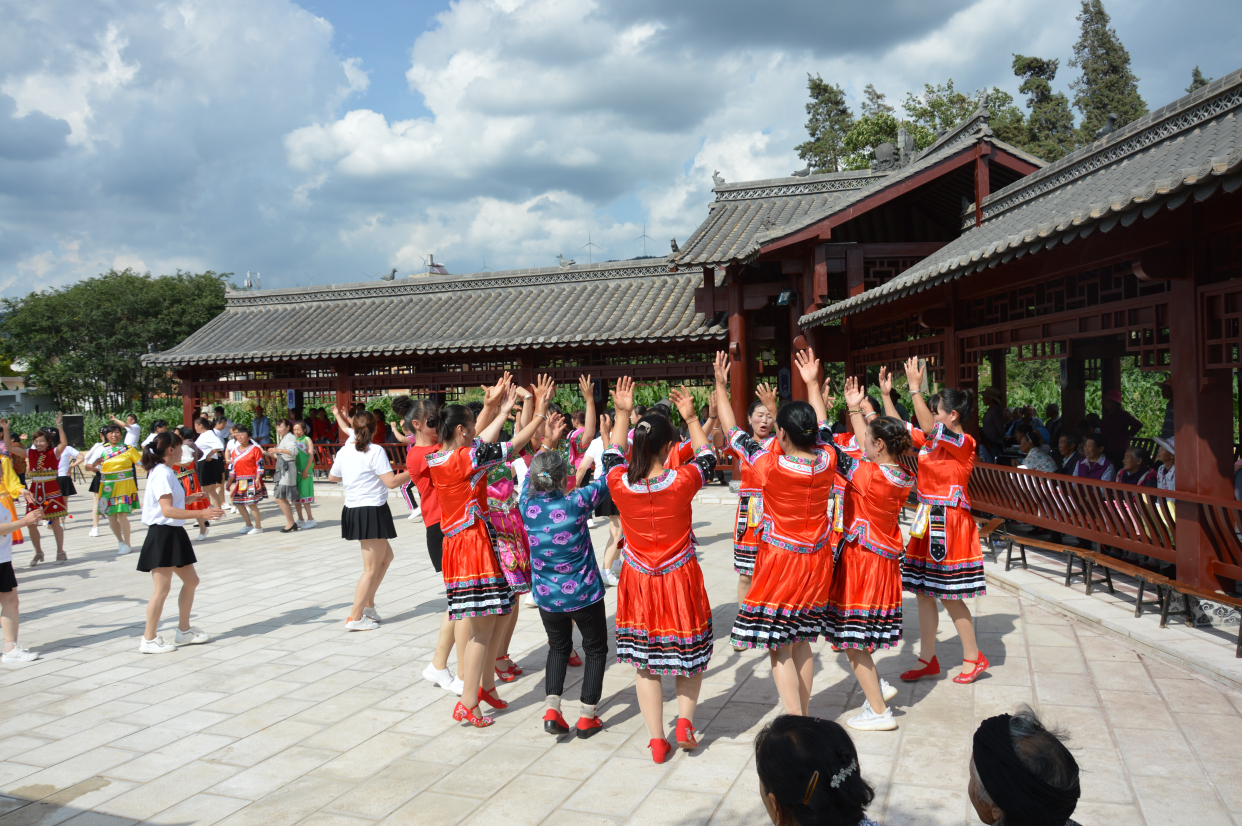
[726, 433, 777, 576]
[603, 443, 716, 676]
[824, 445, 913, 651]
[903, 422, 985, 599]
[727, 425, 835, 650]
[228, 444, 267, 505]
[428, 439, 516, 620]
[25, 447, 67, 520]
[826, 433, 863, 552]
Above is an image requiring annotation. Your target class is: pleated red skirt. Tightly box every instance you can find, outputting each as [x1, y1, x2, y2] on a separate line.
[615, 556, 713, 676]
[826, 542, 903, 651]
[730, 541, 831, 650]
[176, 464, 210, 512]
[902, 505, 986, 599]
[442, 520, 515, 620]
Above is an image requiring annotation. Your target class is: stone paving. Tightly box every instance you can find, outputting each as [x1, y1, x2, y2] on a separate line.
[1, 484, 1241, 826]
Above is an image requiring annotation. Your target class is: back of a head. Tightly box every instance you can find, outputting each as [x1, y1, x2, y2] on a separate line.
[176, 426, 195, 442]
[935, 387, 973, 420]
[775, 400, 818, 450]
[627, 414, 675, 486]
[402, 398, 439, 430]
[438, 404, 473, 445]
[141, 430, 181, 472]
[754, 715, 873, 826]
[869, 415, 912, 456]
[351, 411, 376, 451]
[973, 706, 1080, 825]
[529, 450, 569, 494]
[465, 400, 484, 418]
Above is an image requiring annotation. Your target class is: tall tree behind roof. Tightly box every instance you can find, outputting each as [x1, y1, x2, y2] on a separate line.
[985, 88, 1028, 149]
[1187, 66, 1212, 93]
[1013, 55, 1078, 162]
[903, 79, 978, 132]
[841, 114, 935, 171]
[860, 83, 894, 117]
[1069, 0, 1147, 142]
[795, 74, 854, 173]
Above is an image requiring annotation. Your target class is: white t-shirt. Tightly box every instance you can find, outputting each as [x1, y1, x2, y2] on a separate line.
[180, 443, 197, 464]
[0, 506, 11, 565]
[195, 430, 223, 460]
[57, 446, 80, 476]
[142, 464, 185, 527]
[124, 423, 141, 447]
[329, 442, 393, 508]
[84, 442, 105, 466]
[585, 436, 605, 472]
[141, 431, 161, 448]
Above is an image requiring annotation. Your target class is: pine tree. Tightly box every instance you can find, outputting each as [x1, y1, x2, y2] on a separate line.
[795, 74, 854, 172]
[1013, 55, 1077, 161]
[1069, 0, 1147, 142]
[984, 87, 1028, 148]
[860, 84, 893, 117]
[1187, 66, 1211, 93]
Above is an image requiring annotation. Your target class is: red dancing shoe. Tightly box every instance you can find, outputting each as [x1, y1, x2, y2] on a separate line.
[899, 655, 940, 682]
[576, 716, 603, 739]
[568, 650, 583, 667]
[675, 718, 698, 750]
[495, 654, 523, 677]
[649, 738, 672, 764]
[953, 652, 989, 684]
[452, 702, 493, 728]
[479, 686, 509, 709]
[543, 709, 569, 735]
[494, 664, 517, 683]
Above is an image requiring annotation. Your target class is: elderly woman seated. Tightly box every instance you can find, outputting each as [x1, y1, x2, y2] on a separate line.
[1011, 425, 1056, 474]
[969, 706, 1081, 826]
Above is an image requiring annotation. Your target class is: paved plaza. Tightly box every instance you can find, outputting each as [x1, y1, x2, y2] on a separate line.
[1, 485, 1241, 826]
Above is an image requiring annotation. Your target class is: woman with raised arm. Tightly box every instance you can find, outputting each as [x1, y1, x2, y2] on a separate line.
[720, 382, 778, 606]
[88, 424, 143, 555]
[5, 415, 70, 565]
[717, 350, 835, 717]
[824, 377, 914, 731]
[174, 426, 211, 541]
[428, 373, 553, 728]
[603, 378, 716, 763]
[563, 374, 597, 491]
[898, 357, 989, 685]
[821, 379, 865, 557]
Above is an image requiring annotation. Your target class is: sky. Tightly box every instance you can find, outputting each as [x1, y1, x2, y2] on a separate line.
[1, 0, 1238, 294]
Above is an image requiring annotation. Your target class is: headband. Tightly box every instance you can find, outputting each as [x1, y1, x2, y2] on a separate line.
[972, 715, 1079, 826]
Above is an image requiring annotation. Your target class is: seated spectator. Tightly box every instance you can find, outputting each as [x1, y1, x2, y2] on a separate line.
[1117, 446, 1156, 487]
[1073, 434, 1115, 481]
[1044, 403, 1062, 445]
[969, 707, 1082, 826]
[754, 715, 884, 826]
[1100, 389, 1142, 468]
[1055, 433, 1083, 475]
[1013, 427, 1056, 473]
[1155, 436, 1175, 490]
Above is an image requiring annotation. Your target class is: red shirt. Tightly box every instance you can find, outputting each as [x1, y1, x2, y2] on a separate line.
[908, 423, 975, 508]
[311, 418, 328, 441]
[405, 443, 443, 527]
[604, 444, 713, 573]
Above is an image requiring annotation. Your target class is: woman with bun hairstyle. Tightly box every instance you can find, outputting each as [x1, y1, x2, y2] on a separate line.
[898, 357, 988, 685]
[136, 431, 224, 654]
[718, 384, 778, 606]
[826, 377, 915, 731]
[428, 373, 552, 727]
[173, 426, 212, 541]
[328, 409, 411, 632]
[391, 395, 465, 696]
[754, 714, 883, 826]
[602, 377, 716, 762]
[716, 350, 835, 717]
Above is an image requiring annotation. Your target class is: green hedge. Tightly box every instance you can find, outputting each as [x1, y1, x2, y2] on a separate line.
[4, 406, 184, 448]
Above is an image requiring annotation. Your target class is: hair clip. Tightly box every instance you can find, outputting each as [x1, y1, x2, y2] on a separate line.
[636, 421, 652, 433]
[830, 759, 856, 789]
[802, 770, 819, 804]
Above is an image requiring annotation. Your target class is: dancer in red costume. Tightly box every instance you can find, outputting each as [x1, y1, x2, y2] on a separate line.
[716, 383, 777, 607]
[897, 357, 989, 685]
[5, 415, 69, 565]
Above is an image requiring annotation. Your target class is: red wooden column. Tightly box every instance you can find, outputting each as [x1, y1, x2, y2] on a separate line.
[974, 143, 991, 227]
[1169, 230, 1234, 588]
[727, 264, 752, 428]
[178, 369, 195, 427]
[517, 353, 534, 393]
[334, 362, 352, 443]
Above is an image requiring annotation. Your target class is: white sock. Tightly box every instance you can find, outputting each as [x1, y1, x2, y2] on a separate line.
[546, 694, 562, 714]
[580, 703, 596, 720]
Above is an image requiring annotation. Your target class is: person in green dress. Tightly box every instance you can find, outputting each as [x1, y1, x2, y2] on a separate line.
[293, 420, 317, 528]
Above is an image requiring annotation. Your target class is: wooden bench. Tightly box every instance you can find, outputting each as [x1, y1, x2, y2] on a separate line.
[1159, 582, 1242, 658]
[1006, 535, 1169, 617]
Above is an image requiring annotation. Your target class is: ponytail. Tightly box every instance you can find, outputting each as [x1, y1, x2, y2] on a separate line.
[393, 395, 440, 431]
[141, 431, 182, 472]
[352, 410, 375, 451]
[437, 404, 472, 445]
[627, 414, 675, 486]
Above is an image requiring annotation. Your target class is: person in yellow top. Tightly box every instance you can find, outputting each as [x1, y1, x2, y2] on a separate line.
[86, 425, 142, 556]
[0, 453, 34, 548]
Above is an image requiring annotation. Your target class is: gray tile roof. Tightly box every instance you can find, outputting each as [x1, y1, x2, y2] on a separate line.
[674, 106, 1041, 267]
[144, 258, 724, 367]
[801, 67, 1242, 326]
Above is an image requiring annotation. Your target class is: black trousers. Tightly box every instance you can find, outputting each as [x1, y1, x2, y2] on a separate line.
[540, 600, 608, 705]
[425, 524, 444, 573]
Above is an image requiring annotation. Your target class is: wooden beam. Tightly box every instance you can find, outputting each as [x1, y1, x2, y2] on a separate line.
[846, 246, 865, 297]
[974, 144, 991, 228]
[727, 264, 751, 430]
[988, 144, 1043, 177]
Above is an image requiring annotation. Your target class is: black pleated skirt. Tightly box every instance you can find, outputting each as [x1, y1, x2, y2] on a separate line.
[341, 503, 397, 541]
[137, 524, 197, 572]
[57, 475, 77, 497]
[594, 485, 622, 517]
[0, 561, 16, 593]
[88, 471, 102, 494]
[197, 458, 225, 486]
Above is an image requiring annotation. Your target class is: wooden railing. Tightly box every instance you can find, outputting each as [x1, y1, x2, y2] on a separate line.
[312, 443, 409, 472]
[968, 464, 1242, 581]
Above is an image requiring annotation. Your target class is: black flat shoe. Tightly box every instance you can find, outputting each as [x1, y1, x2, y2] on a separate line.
[281, 524, 300, 533]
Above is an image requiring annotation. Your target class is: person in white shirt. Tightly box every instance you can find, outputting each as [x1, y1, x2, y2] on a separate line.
[83, 429, 109, 536]
[328, 410, 411, 631]
[56, 443, 80, 497]
[584, 434, 605, 527]
[194, 418, 227, 509]
[135, 431, 223, 654]
[111, 414, 142, 448]
[0, 495, 43, 663]
[140, 419, 169, 448]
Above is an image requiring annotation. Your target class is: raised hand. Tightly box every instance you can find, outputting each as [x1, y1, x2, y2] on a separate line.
[611, 376, 635, 412]
[669, 386, 697, 421]
[794, 348, 822, 386]
[755, 383, 778, 415]
[843, 376, 865, 410]
[497, 384, 519, 415]
[598, 413, 613, 439]
[819, 380, 836, 410]
[546, 411, 568, 444]
[483, 372, 513, 408]
[713, 351, 730, 386]
[708, 391, 717, 419]
[578, 373, 592, 401]
[534, 374, 556, 406]
[860, 396, 876, 416]
[55, 412, 63, 426]
[904, 357, 924, 393]
[878, 366, 893, 396]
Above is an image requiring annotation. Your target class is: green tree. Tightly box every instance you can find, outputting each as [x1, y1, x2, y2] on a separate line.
[841, 112, 936, 170]
[1012, 55, 1078, 161]
[0, 269, 230, 412]
[984, 87, 1028, 148]
[1069, 0, 1147, 141]
[903, 79, 979, 133]
[795, 74, 855, 172]
[1187, 65, 1211, 93]
[860, 83, 893, 117]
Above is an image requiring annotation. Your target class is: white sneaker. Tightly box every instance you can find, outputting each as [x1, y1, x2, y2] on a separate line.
[449, 675, 464, 695]
[881, 679, 898, 703]
[302, 520, 316, 529]
[363, 607, 382, 623]
[88, 527, 100, 537]
[247, 527, 262, 536]
[407, 509, 421, 521]
[345, 616, 379, 631]
[423, 662, 457, 691]
[174, 627, 210, 645]
[237, 526, 251, 535]
[117, 543, 131, 556]
[847, 700, 897, 731]
[602, 568, 619, 587]
[139, 636, 178, 654]
[194, 530, 208, 541]
[2, 644, 40, 663]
